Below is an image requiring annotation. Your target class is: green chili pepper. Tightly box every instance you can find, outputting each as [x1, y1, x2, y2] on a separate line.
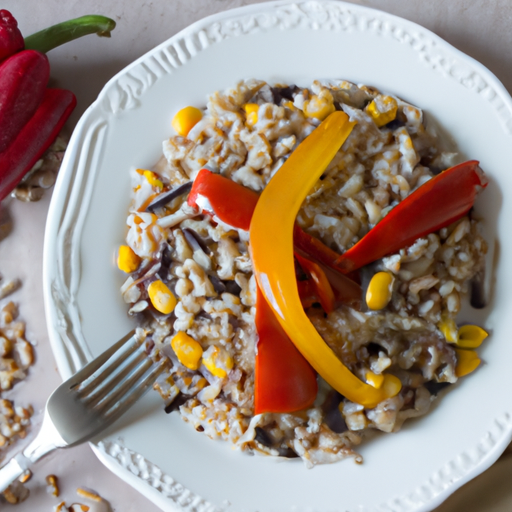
[24, 15, 116, 54]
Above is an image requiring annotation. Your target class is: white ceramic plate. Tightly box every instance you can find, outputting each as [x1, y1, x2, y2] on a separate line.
[43, 1, 512, 511]
[435, 454, 512, 512]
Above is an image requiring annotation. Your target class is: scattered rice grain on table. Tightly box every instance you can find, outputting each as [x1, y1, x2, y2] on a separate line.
[13, 135, 67, 203]
[0, 280, 34, 450]
[0, 278, 35, 503]
[119, 79, 488, 467]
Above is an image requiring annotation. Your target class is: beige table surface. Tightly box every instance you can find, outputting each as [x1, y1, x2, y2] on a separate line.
[1, 0, 512, 510]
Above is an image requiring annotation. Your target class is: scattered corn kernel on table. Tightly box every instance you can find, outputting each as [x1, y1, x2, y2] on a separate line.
[1, 0, 512, 510]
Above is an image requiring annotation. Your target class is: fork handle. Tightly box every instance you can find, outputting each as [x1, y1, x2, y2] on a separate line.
[0, 413, 67, 492]
[0, 454, 28, 492]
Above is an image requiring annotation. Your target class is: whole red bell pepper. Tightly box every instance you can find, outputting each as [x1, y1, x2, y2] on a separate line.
[0, 12, 116, 202]
[254, 285, 318, 414]
[0, 10, 24, 62]
[0, 88, 76, 201]
[0, 49, 50, 153]
[335, 160, 488, 272]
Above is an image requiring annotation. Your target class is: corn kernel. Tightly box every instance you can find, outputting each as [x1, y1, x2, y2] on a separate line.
[438, 313, 458, 343]
[382, 373, 402, 397]
[2, 488, 18, 504]
[171, 106, 203, 136]
[76, 487, 102, 502]
[302, 92, 336, 121]
[171, 332, 203, 370]
[117, 245, 141, 273]
[457, 325, 488, 349]
[19, 470, 32, 484]
[366, 272, 394, 310]
[366, 95, 398, 127]
[202, 346, 233, 378]
[455, 348, 481, 377]
[244, 103, 259, 126]
[365, 370, 384, 389]
[148, 280, 177, 314]
[142, 170, 163, 189]
[283, 100, 296, 111]
[46, 474, 59, 497]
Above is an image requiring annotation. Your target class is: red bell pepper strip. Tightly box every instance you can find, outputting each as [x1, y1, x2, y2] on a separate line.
[296, 260, 363, 310]
[188, 168, 363, 311]
[24, 15, 116, 54]
[0, 50, 50, 153]
[188, 168, 259, 230]
[293, 223, 360, 282]
[188, 168, 363, 307]
[295, 248, 363, 310]
[0, 88, 76, 201]
[0, 10, 24, 62]
[188, 169, 356, 281]
[335, 160, 488, 273]
[189, 170, 320, 413]
[254, 284, 318, 414]
[296, 278, 318, 309]
[294, 252, 335, 314]
[320, 263, 363, 310]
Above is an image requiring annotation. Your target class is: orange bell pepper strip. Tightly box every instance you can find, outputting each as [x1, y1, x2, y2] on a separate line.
[250, 111, 402, 409]
[335, 160, 488, 273]
[254, 285, 318, 414]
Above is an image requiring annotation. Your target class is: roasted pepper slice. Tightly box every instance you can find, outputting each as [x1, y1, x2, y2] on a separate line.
[188, 168, 259, 231]
[293, 223, 360, 282]
[295, 252, 335, 314]
[250, 111, 401, 409]
[318, 262, 362, 310]
[296, 260, 363, 310]
[188, 168, 360, 288]
[188, 168, 362, 308]
[296, 278, 318, 309]
[335, 160, 488, 273]
[255, 285, 318, 414]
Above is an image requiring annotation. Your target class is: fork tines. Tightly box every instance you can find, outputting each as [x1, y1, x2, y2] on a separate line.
[75, 333, 168, 419]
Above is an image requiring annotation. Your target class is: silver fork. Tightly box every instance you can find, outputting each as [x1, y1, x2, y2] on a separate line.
[0, 330, 169, 492]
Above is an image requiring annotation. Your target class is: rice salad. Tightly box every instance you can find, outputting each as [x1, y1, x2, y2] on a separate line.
[117, 79, 488, 467]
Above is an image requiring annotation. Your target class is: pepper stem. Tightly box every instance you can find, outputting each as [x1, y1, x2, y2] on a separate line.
[23, 15, 116, 54]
